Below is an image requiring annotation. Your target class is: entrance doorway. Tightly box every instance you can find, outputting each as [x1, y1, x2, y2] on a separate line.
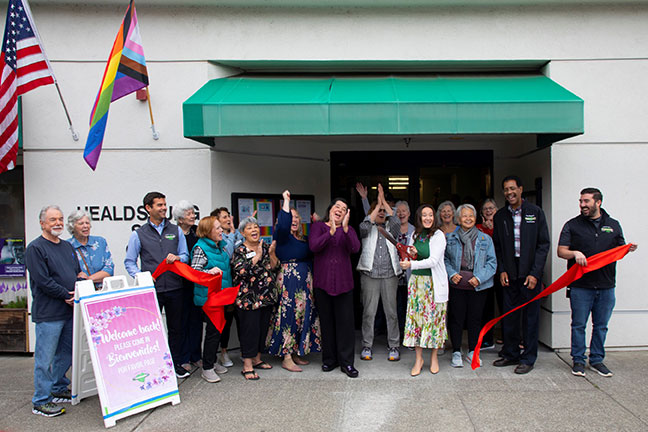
[330, 150, 494, 221]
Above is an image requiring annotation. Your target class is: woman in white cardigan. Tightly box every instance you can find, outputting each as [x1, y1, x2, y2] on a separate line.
[400, 204, 449, 376]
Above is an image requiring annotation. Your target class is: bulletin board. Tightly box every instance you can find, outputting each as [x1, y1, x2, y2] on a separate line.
[231, 193, 315, 243]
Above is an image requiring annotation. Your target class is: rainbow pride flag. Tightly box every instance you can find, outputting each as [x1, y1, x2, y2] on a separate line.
[84, 0, 148, 170]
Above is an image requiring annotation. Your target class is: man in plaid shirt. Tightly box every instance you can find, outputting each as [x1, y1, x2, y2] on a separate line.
[492, 175, 550, 375]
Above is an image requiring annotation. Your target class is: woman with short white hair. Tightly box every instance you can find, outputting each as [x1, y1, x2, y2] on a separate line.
[444, 204, 497, 368]
[66, 210, 114, 289]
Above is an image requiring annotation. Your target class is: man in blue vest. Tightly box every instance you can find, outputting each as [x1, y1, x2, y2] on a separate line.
[125, 192, 189, 378]
[558, 187, 637, 378]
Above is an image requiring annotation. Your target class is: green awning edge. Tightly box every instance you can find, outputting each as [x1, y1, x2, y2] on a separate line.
[183, 74, 584, 145]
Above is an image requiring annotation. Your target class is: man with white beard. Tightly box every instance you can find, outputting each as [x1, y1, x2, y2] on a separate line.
[25, 206, 86, 417]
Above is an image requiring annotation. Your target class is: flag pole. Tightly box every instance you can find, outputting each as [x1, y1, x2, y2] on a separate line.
[145, 87, 159, 140]
[53, 81, 79, 141]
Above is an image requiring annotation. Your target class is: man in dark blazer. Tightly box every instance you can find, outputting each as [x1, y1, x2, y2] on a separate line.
[492, 175, 550, 374]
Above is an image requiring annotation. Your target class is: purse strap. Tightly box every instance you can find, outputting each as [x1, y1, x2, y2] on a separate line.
[75, 248, 92, 276]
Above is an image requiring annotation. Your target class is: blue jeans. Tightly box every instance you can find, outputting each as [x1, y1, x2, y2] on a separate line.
[32, 318, 73, 406]
[570, 287, 615, 365]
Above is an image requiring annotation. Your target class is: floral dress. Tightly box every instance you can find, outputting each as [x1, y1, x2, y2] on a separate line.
[231, 242, 278, 310]
[403, 231, 448, 349]
[266, 210, 321, 356]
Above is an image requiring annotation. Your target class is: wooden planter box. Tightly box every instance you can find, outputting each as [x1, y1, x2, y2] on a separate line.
[0, 308, 29, 352]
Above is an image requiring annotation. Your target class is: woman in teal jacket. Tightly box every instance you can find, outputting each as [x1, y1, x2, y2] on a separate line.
[191, 216, 233, 383]
[444, 204, 497, 368]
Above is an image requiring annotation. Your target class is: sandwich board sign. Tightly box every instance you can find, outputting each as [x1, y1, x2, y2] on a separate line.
[72, 273, 180, 427]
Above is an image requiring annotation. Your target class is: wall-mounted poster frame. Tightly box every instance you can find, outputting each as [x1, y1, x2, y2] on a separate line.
[231, 193, 315, 244]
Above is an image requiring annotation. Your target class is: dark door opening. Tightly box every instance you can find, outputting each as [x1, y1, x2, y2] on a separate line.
[331, 150, 494, 221]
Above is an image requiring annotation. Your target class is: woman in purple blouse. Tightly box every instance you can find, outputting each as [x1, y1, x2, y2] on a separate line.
[309, 198, 361, 378]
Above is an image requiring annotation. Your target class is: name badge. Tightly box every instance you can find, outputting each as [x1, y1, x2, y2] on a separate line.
[164, 234, 176, 240]
[246, 251, 257, 259]
[524, 214, 536, 223]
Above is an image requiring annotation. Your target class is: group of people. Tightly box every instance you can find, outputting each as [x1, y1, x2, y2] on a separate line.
[25, 178, 636, 417]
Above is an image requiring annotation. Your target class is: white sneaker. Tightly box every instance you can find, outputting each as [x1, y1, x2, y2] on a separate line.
[201, 368, 221, 383]
[466, 351, 482, 367]
[214, 363, 229, 374]
[451, 351, 464, 368]
[219, 352, 234, 367]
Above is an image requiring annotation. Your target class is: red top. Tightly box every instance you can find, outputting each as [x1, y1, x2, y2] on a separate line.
[476, 224, 494, 238]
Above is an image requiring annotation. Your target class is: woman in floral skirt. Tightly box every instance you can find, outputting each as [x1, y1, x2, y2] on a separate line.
[267, 190, 321, 372]
[399, 204, 449, 376]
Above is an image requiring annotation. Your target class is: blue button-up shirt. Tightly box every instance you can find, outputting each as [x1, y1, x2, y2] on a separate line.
[124, 219, 189, 277]
[67, 235, 115, 276]
[222, 229, 244, 258]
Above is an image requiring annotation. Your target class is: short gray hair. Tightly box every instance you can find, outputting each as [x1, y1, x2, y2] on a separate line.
[238, 216, 258, 232]
[173, 200, 195, 222]
[455, 204, 477, 224]
[437, 200, 456, 215]
[39, 205, 62, 223]
[395, 200, 410, 213]
[67, 209, 90, 234]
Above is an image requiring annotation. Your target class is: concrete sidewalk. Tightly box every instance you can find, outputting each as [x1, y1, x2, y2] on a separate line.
[1, 341, 647, 431]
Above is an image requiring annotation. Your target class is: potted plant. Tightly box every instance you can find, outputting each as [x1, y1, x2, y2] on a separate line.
[0, 296, 29, 352]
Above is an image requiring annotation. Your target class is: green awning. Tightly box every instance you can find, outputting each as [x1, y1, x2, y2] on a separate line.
[183, 75, 583, 144]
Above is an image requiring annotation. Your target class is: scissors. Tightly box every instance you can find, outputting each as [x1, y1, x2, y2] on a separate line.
[376, 226, 417, 261]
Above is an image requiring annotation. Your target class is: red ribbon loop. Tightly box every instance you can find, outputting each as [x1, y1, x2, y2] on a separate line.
[152, 261, 239, 332]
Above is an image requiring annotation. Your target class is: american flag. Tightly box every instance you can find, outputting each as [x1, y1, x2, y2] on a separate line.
[0, 0, 55, 173]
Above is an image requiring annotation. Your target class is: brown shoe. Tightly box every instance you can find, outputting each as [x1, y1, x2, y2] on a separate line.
[514, 363, 534, 374]
[493, 358, 519, 367]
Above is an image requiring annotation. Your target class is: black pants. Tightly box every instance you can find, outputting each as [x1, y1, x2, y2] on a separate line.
[501, 278, 540, 365]
[448, 288, 488, 352]
[220, 306, 240, 350]
[314, 288, 355, 368]
[157, 289, 184, 366]
[180, 287, 203, 364]
[201, 310, 222, 370]
[481, 278, 503, 345]
[238, 306, 272, 359]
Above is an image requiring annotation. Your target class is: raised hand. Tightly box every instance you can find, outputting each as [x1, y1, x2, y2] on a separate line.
[252, 240, 263, 265]
[355, 182, 368, 199]
[342, 209, 350, 233]
[282, 190, 291, 212]
[328, 207, 338, 235]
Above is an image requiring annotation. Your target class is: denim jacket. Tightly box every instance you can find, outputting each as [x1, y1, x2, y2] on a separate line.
[444, 229, 497, 291]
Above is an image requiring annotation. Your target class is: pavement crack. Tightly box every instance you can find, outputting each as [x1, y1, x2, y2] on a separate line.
[457, 393, 477, 432]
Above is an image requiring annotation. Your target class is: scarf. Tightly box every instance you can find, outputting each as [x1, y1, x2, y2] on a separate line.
[458, 226, 479, 271]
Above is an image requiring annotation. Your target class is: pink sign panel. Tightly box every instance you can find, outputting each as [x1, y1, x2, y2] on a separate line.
[82, 288, 177, 415]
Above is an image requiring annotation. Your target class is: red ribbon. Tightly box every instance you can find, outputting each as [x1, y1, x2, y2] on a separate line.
[152, 261, 239, 332]
[471, 243, 633, 370]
